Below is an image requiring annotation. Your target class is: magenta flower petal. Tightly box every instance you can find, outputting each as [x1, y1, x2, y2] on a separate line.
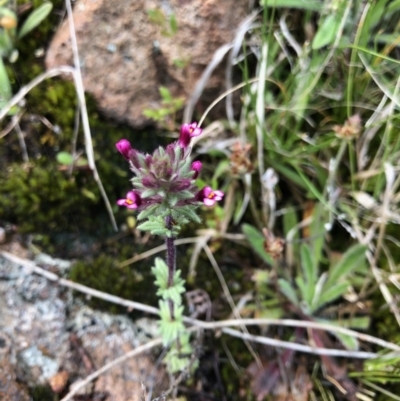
[203, 198, 215, 206]
[196, 186, 224, 206]
[116, 191, 142, 209]
[116, 139, 133, 160]
[178, 122, 203, 148]
[126, 191, 137, 202]
[203, 186, 213, 197]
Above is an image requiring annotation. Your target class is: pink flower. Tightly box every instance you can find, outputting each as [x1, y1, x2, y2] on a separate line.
[178, 122, 202, 148]
[191, 161, 202, 179]
[116, 139, 133, 160]
[117, 191, 142, 209]
[196, 186, 224, 206]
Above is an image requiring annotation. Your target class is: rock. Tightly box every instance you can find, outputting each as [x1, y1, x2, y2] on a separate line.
[68, 305, 166, 399]
[0, 332, 30, 401]
[0, 251, 166, 400]
[45, 0, 249, 127]
[0, 253, 71, 386]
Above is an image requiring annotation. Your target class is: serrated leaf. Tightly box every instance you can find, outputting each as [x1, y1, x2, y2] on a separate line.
[178, 190, 196, 199]
[242, 224, 273, 264]
[18, 3, 53, 39]
[137, 204, 160, 220]
[325, 244, 367, 290]
[176, 205, 201, 223]
[141, 188, 158, 198]
[137, 217, 166, 234]
[278, 279, 299, 305]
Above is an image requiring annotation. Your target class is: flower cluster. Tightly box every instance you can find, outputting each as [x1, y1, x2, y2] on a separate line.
[115, 123, 224, 235]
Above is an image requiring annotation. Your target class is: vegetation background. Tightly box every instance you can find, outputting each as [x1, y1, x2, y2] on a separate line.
[1, 0, 400, 400]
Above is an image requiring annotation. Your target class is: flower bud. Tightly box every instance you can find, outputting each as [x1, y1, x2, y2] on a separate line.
[191, 161, 202, 179]
[116, 139, 133, 160]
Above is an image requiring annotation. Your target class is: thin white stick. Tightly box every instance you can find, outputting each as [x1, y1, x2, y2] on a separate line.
[189, 319, 400, 353]
[65, 0, 117, 231]
[222, 328, 378, 358]
[59, 336, 163, 401]
[1, 251, 159, 316]
[14, 120, 29, 162]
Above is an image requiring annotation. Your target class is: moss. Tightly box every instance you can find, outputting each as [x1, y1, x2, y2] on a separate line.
[0, 161, 104, 233]
[69, 253, 158, 314]
[29, 384, 53, 401]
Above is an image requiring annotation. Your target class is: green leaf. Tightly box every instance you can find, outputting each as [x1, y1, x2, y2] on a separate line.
[278, 279, 299, 305]
[324, 244, 367, 290]
[334, 332, 359, 351]
[317, 317, 370, 351]
[242, 224, 274, 265]
[295, 276, 308, 309]
[270, 162, 304, 190]
[56, 151, 73, 165]
[300, 244, 316, 305]
[81, 188, 97, 201]
[315, 281, 349, 309]
[334, 316, 370, 330]
[18, 3, 53, 39]
[137, 204, 160, 220]
[312, 14, 341, 50]
[388, 0, 400, 13]
[301, 244, 316, 284]
[137, 216, 167, 235]
[261, 0, 323, 11]
[140, 188, 158, 198]
[159, 86, 172, 102]
[309, 202, 327, 267]
[362, 0, 387, 40]
[169, 14, 178, 35]
[175, 205, 201, 223]
[0, 57, 11, 107]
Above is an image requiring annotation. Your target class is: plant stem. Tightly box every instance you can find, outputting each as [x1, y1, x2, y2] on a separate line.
[165, 215, 176, 319]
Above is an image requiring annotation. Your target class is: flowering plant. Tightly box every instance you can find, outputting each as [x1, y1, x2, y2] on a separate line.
[116, 122, 224, 373]
[116, 122, 223, 237]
